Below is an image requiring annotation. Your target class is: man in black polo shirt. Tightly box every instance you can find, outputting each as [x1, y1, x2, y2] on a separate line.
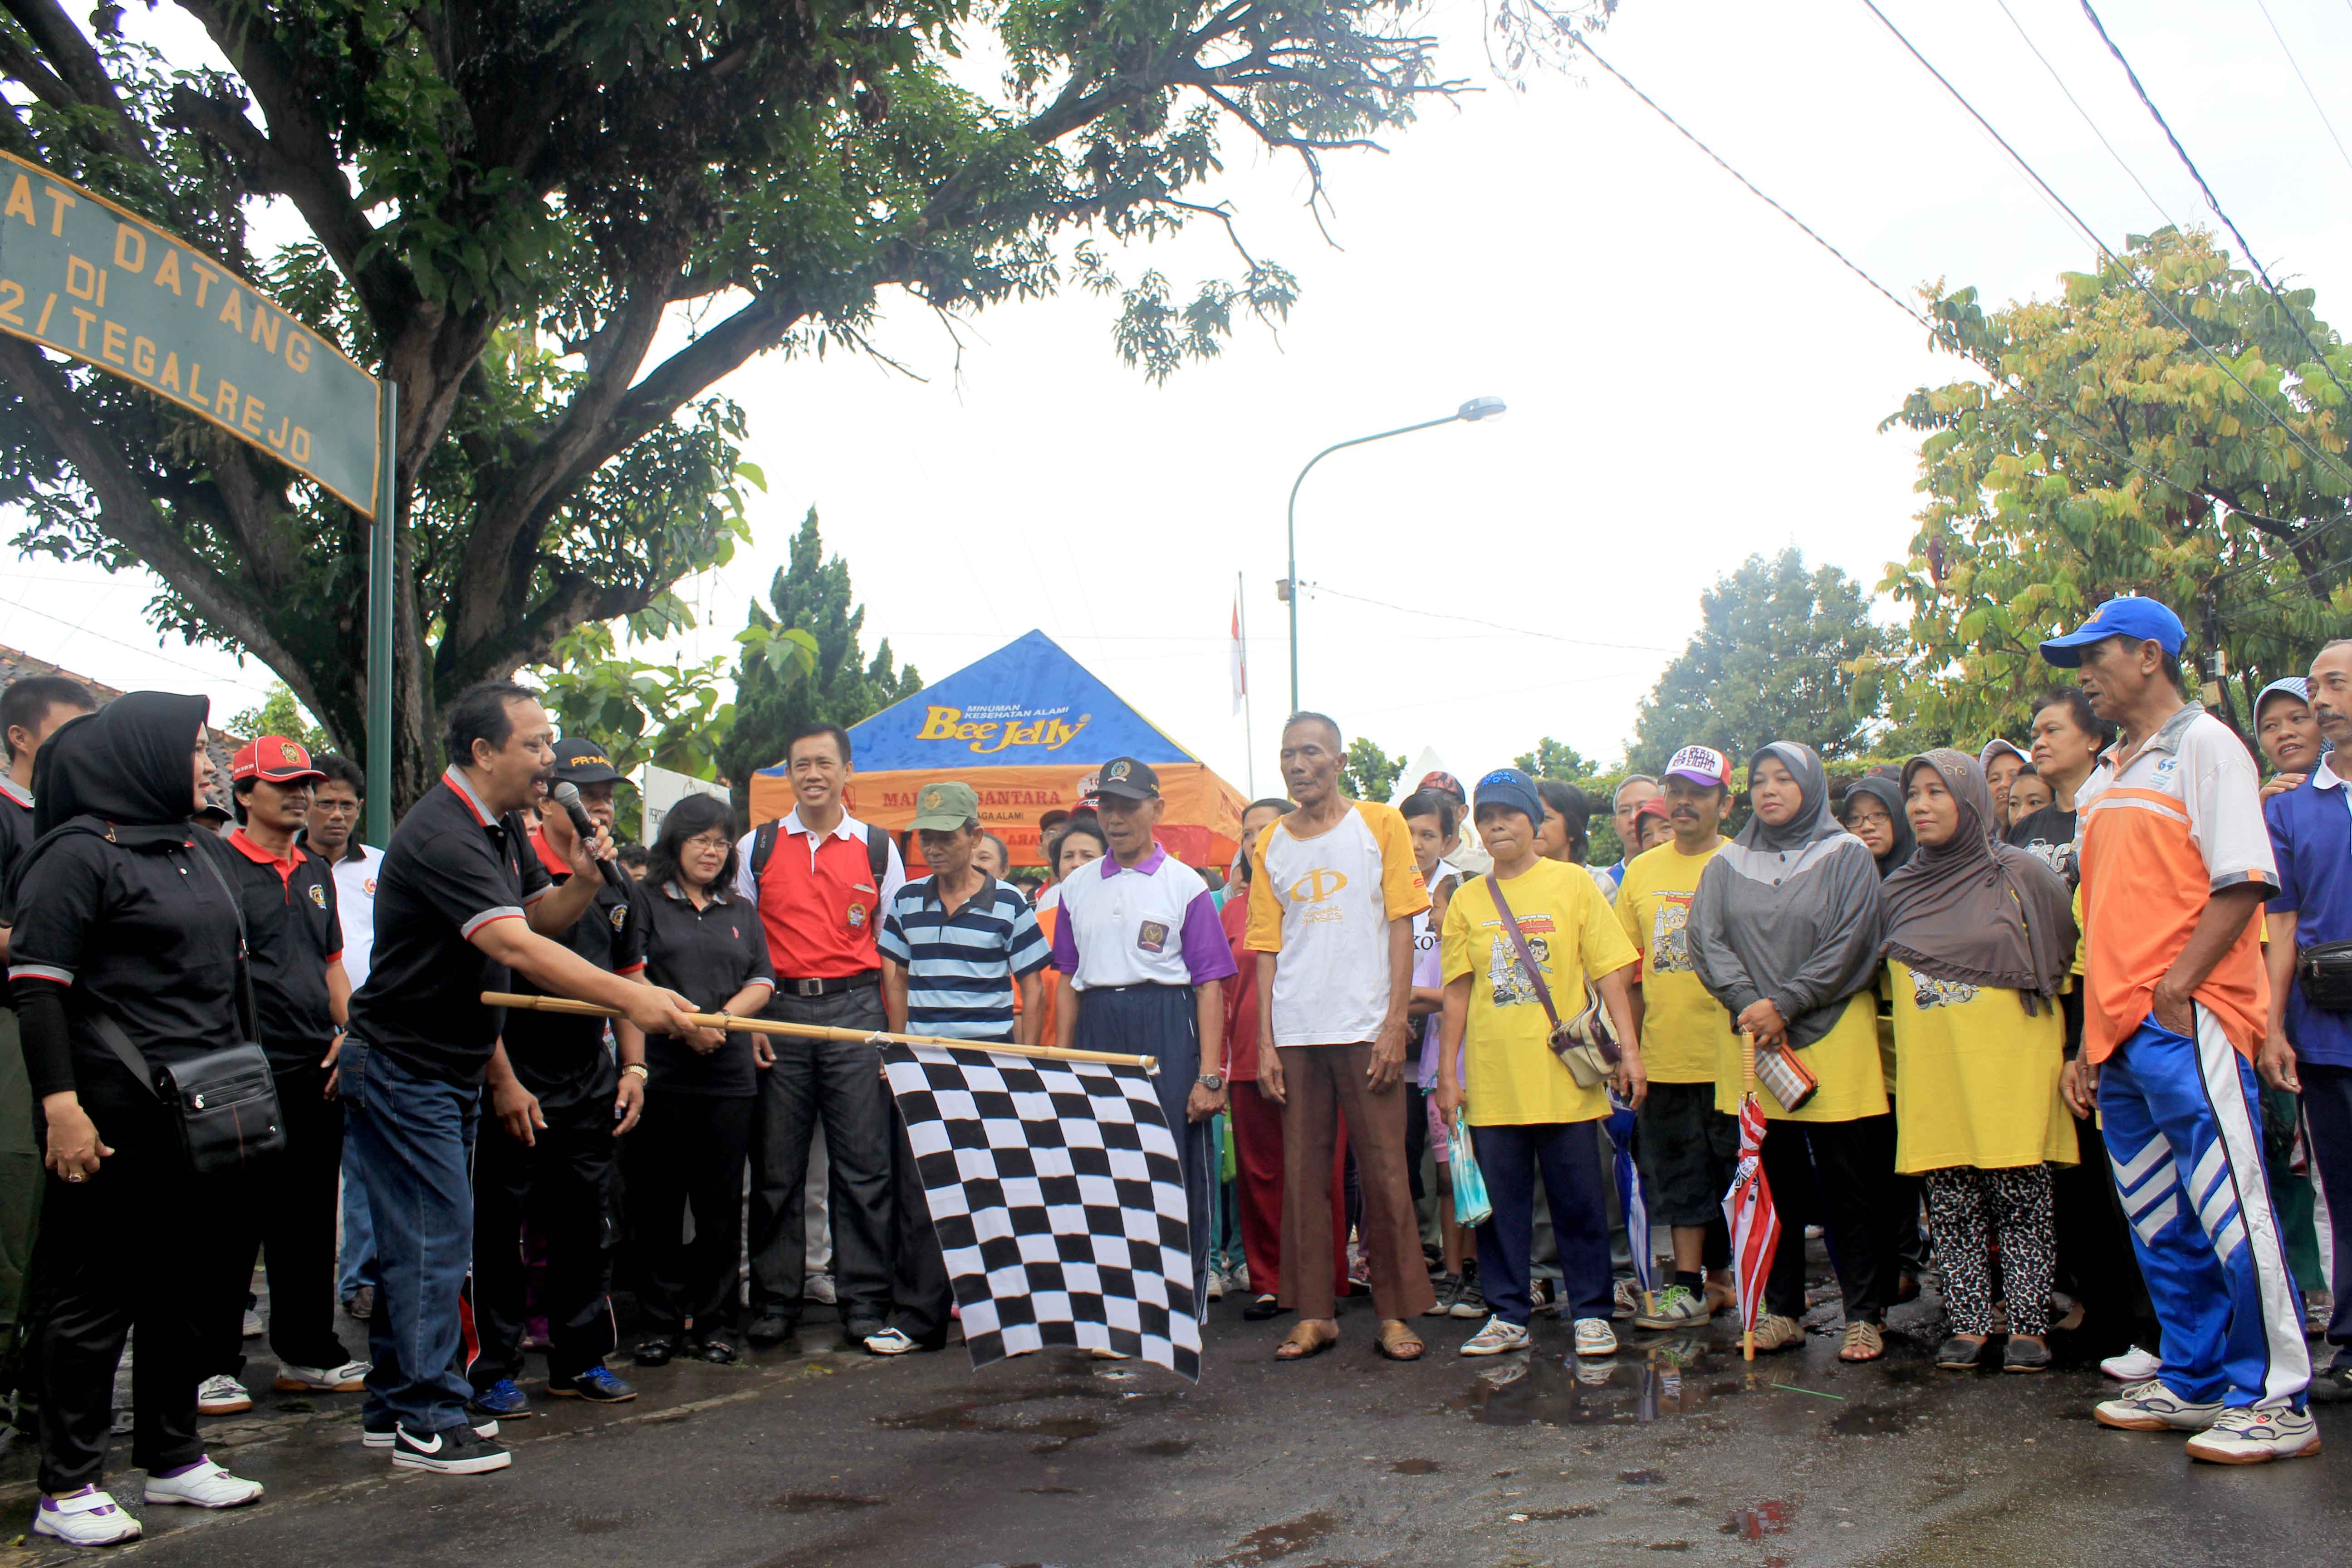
[468, 739, 647, 1419]
[342, 682, 697, 1476]
[197, 736, 367, 1415]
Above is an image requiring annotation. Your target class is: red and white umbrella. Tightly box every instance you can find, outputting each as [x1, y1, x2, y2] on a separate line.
[1722, 1034, 1781, 1361]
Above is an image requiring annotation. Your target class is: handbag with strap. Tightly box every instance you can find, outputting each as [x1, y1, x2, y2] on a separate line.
[1485, 872, 1619, 1090]
[88, 844, 284, 1176]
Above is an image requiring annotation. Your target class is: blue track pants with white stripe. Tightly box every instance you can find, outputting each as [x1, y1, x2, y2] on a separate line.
[2099, 1007, 2310, 1411]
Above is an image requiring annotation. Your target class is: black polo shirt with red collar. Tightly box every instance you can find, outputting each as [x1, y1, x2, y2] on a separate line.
[499, 825, 645, 1111]
[224, 827, 343, 1072]
[347, 767, 554, 1088]
[0, 773, 33, 898]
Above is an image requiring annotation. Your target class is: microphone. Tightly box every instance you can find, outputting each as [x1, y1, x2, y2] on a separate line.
[549, 781, 630, 893]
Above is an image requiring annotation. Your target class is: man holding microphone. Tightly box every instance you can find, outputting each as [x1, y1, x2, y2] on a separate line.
[340, 683, 699, 1476]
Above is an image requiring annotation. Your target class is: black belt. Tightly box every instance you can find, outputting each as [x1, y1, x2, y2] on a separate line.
[779, 969, 880, 999]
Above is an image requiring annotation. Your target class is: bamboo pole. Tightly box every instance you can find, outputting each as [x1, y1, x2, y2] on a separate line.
[1742, 1028, 1757, 1363]
[481, 992, 1158, 1072]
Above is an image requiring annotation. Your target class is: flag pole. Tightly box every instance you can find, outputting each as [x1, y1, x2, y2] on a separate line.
[1742, 1028, 1758, 1363]
[1239, 570, 1256, 799]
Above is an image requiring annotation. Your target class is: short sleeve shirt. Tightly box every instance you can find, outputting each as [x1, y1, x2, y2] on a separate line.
[733, 810, 907, 980]
[2076, 703, 2278, 1061]
[1613, 839, 1732, 1083]
[347, 768, 554, 1087]
[500, 828, 646, 1108]
[9, 829, 243, 1107]
[225, 829, 343, 1070]
[639, 881, 773, 1098]
[1051, 844, 1235, 991]
[0, 775, 33, 923]
[1245, 800, 1428, 1047]
[328, 843, 386, 990]
[2267, 758, 2352, 1068]
[877, 874, 1051, 1041]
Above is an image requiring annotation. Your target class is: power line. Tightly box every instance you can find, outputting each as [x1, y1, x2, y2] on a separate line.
[1987, 0, 2176, 226]
[2247, 0, 2352, 181]
[1852, 0, 2352, 496]
[2073, 0, 2352, 414]
[1301, 580, 1679, 653]
[0, 595, 279, 694]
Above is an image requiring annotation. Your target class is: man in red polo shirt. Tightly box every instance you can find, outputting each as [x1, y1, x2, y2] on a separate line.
[733, 723, 905, 1351]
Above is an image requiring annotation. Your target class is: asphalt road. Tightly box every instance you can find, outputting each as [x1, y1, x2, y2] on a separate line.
[0, 1277, 2343, 1568]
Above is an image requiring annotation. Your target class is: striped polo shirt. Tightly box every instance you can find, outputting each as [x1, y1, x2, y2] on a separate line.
[877, 873, 1052, 1041]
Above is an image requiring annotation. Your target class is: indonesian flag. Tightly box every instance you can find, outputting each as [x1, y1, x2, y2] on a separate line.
[1721, 1091, 1779, 1341]
[1230, 594, 1247, 715]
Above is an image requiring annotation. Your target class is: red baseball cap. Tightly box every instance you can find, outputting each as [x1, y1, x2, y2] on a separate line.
[232, 735, 326, 785]
[1416, 770, 1467, 804]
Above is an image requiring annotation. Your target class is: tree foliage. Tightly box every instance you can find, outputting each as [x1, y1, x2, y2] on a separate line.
[1338, 735, 1403, 803]
[1629, 549, 1890, 774]
[226, 680, 330, 754]
[1880, 228, 2352, 742]
[530, 616, 817, 787]
[716, 509, 919, 817]
[0, 0, 1505, 805]
[1511, 736, 1596, 780]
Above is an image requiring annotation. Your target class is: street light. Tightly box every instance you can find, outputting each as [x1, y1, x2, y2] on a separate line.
[1282, 397, 1508, 713]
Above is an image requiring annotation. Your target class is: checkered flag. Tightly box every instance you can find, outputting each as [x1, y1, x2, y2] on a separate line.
[883, 1044, 1200, 1381]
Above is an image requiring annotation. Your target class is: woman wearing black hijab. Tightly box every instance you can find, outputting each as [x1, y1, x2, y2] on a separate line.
[7, 694, 265, 1545]
[1839, 774, 1915, 880]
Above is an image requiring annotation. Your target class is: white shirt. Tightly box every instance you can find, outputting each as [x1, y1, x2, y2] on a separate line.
[1248, 801, 1428, 1047]
[1054, 845, 1224, 990]
[329, 843, 387, 991]
[732, 806, 907, 908]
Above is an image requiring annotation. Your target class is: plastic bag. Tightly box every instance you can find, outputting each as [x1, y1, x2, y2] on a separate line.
[1449, 1108, 1492, 1228]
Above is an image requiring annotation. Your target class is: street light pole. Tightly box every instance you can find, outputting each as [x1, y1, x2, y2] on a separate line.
[1284, 397, 1507, 715]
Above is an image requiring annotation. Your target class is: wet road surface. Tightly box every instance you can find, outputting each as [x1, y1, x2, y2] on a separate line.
[0, 1286, 2344, 1566]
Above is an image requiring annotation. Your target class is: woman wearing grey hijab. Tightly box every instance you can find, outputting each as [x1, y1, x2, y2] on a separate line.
[1690, 742, 1903, 1362]
[1884, 750, 2079, 1373]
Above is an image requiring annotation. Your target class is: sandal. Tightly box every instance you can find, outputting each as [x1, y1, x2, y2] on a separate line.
[1375, 1320, 1425, 1362]
[1839, 1321, 1886, 1362]
[1274, 1323, 1338, 1362]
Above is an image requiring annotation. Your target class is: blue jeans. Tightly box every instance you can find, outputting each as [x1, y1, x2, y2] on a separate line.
[1470, 1120, 1612, 1327]
[340, 1035, 481, 1434]
[336, 1132, 373, 1301]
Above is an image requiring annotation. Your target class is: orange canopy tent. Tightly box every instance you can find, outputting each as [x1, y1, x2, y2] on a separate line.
[747, 630, 1245, 870]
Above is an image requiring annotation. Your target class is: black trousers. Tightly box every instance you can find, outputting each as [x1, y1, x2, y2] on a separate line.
[1759, 1114, 1904, 1324]
[623, 1092, 753, 1337]
[33, 1093, 208, 1494]
[748, 986, 893, 1326]
[470, 1093, 618, 1387]
[884, 1106, 955, 1346]
[201, 1061, 351, 1377]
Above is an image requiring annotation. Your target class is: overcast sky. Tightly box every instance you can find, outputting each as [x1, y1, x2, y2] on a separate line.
[6, 0, 2347, 794]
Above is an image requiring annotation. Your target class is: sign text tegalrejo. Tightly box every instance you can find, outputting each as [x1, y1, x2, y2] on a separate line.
[0, 149, 381, 514]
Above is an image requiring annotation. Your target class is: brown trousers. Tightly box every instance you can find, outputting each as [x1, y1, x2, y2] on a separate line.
[1277, 1044, 1435, 1322]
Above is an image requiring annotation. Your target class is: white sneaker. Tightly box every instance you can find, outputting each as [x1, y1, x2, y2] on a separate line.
[805, 1273, 838, 1306]
[145, 1458, 265, 1509]
[1573, 1317, 1619, 1357]
[275, 1359, 369, 1392]
[241, 1308, 264, 1339]
[1230, 1260, 1250, 1292]
[2094, 1377, 2224, 1432]
[1612, 1279, 1641, 1321]
[197, 1375, 253, 1415]
[1208, 1271, 1225, 1302]
[2100, 1345, 2163, 1382]
[2183, 1404, 2323, 1464]
[1460, 1316, 1530, 1356]
[32, 1487, 142, 1546]
[362, 1417, 496, 1449]
[862, 1328, 920, 1356]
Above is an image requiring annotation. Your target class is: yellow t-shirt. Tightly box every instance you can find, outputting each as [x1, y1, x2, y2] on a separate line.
[1712, 992, 1886, 1123]
[1888, 960, 2079, 1174]
[1613, 839, 1731, 1084]
[1441, 858, 1638, 1127]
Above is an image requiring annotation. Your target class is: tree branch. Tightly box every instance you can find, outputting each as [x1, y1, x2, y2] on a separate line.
[1, 0, 144, 153]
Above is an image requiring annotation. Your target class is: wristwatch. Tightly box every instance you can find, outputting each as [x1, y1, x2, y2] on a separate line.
[622, 1063, 650, 1081]
[1196, 1073, 1225, 1092]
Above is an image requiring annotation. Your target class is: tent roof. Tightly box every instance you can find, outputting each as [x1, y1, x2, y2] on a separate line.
[767, 629, 1199, 776]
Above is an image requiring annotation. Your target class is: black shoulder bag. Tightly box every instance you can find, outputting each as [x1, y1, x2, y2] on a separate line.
[89, 844, 285, 1175]
[2298, 941, 2352, 1013]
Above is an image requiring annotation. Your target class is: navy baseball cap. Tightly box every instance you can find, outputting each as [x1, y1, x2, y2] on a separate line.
[1473, 767, 1546, 826]
[2038, 596, 2186, 668]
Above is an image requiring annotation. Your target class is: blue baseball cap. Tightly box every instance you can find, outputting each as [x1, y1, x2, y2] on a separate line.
[1473, 767, 1546, 826]
[2038, 596, 2185, 668]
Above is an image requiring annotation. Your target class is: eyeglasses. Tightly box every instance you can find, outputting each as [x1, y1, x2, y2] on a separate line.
[313, 799, 362, 817]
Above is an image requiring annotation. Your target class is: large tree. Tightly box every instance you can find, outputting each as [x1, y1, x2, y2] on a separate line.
[0, 0, 1536, 804]
[1629, 549, 1889, 774]
[1881, 227, 2351, 741]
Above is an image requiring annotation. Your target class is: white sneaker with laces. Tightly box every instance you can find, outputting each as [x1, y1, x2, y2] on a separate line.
[863, 1328, 918, 1356]
[1612, 1279, 1641, 1321]
[2094, 1377, 2224, 1432]
[1573, 1317, 1619, 1357]
[275, 1359, 369, 1392]
[2100, 1345, 2162, 1381]
[145, 1458, 264, 1509]
[196, 1374, 252, 1415]
[2183, 1404, 2322, 1464]
[33, 1487, 142, 1546]
[1460, 1316, 1530, 1356]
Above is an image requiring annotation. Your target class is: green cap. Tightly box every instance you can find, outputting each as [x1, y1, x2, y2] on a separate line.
[910, 780, 980, 832]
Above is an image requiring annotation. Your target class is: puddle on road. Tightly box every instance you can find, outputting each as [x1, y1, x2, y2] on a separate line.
[1721, 1499, 1797, 1539]
[1617, 1469, 1664, 1486]
[1445, 1342, 1751, 1428]
[1389, 1458, 1442, 1475]
[1135, 1438, 1193, 1456]
[1209, 1510, 1339, 1567]
[773, 1492, 887, 1514]
[876, 1381, 1176, 1453]
[1829, 1402, 1916, 1436]
[1020, 1485, 1081, 1495]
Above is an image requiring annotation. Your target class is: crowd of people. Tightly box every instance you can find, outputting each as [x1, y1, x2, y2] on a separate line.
[0, 591, 2344, 1544]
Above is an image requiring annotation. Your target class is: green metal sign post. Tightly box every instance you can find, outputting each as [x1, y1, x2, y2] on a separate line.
[0, 150, 398, 844]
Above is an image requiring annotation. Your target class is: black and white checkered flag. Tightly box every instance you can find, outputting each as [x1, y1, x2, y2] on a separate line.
[882, 1043, 1201, 1381]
